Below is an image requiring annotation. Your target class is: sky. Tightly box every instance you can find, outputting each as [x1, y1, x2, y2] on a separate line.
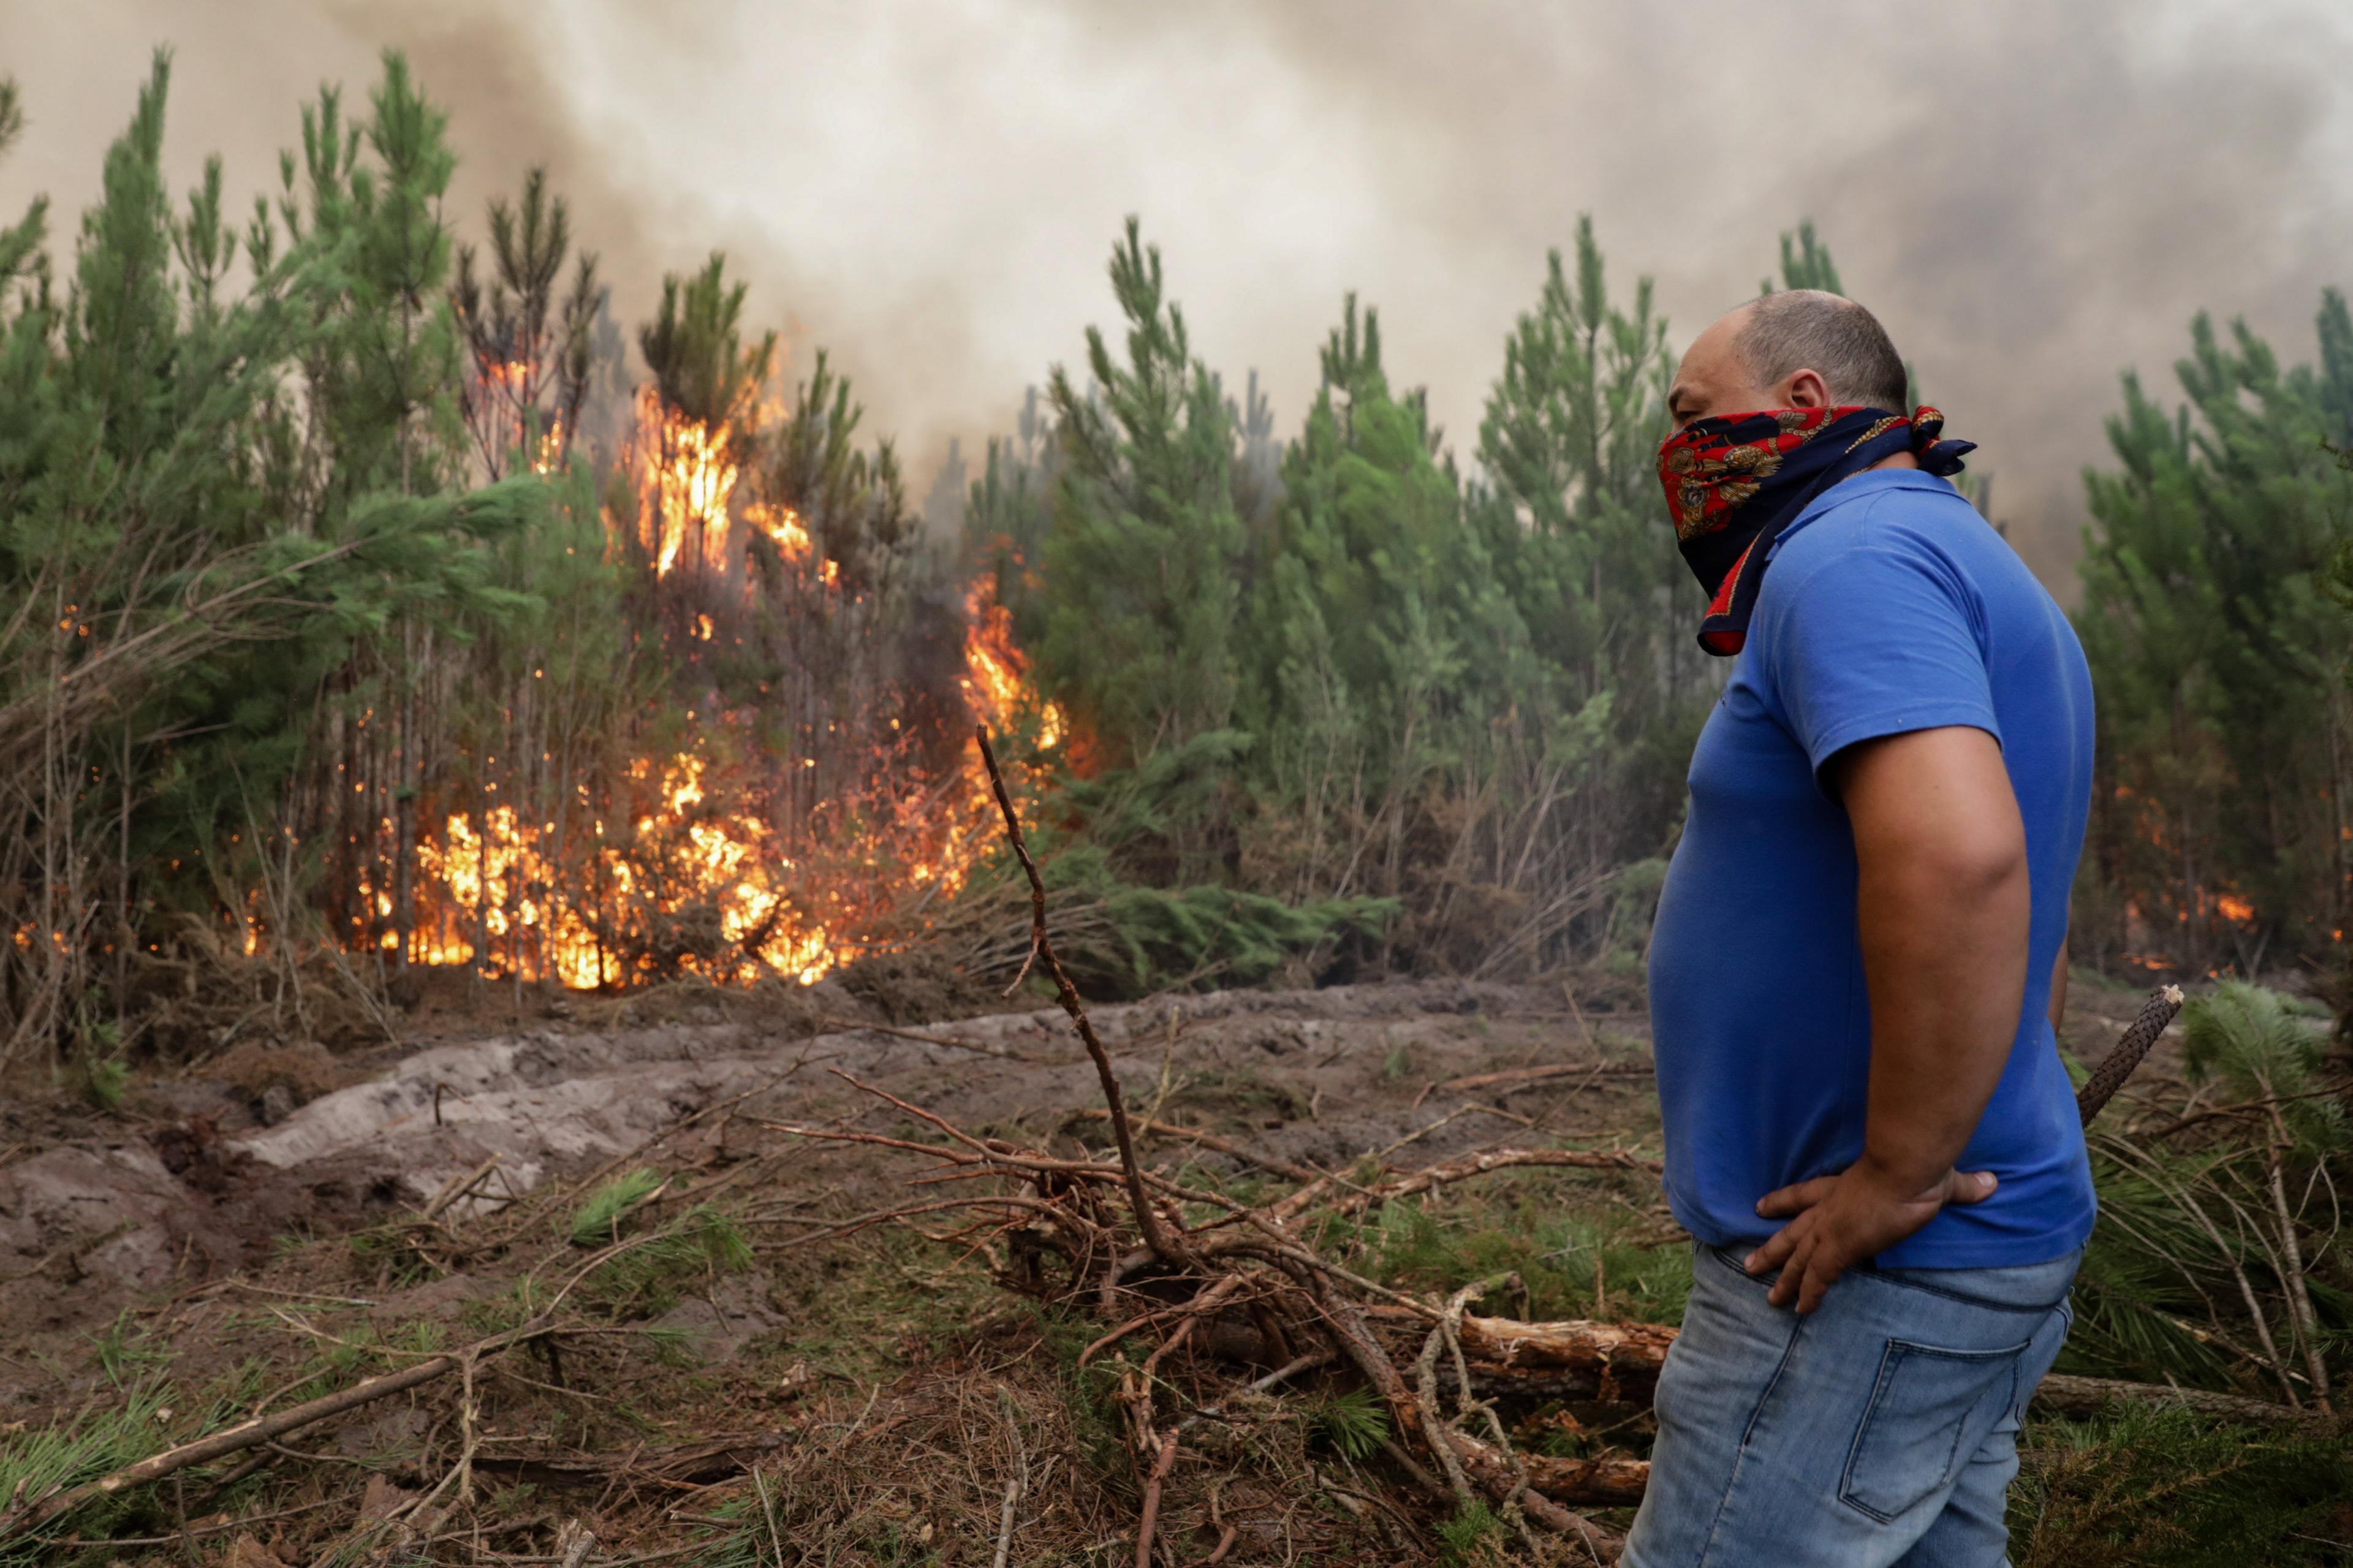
[7, 0, 2353, 589]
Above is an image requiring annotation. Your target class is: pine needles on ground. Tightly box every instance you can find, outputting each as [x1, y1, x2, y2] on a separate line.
[0, 1379, 175, 1562]
[2010, 1406, 2353, 1567]
[569, 1167, 666, 1246]
[580, 1205, 754, 1320]
[2062, 981, 2348, 1411]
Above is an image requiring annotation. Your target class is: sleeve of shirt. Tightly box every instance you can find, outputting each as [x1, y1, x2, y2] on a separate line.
[1754, 513, 1999, 782]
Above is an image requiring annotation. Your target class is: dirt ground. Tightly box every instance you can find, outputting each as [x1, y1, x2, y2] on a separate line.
[1, 971, 1661, 1350]
[0, 964, 2193, 1564]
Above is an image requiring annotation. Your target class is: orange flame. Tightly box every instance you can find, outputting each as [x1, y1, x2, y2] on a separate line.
[384, 394, 1068, 991]
[629, 386, 742, 578]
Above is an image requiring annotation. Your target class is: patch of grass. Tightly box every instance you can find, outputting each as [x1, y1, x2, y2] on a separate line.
[0, 1374, 260, 1564]
[2010, 1406, 2353, 1566]
[348, 1224, 439, 1288]
[1339, 1172, 1691, 1325]
[1031, 1304, 1131, 1486]
[0, 1379, 175, 1561]
[1165, 1065, 1309, 1129]
[86, 1310, 171, 1386]
[569, 1167, 665, 1246]
[1382, 1040, 1414, 1083]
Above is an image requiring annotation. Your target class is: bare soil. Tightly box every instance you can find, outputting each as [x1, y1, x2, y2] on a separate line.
[2, 974, 1659, 1354]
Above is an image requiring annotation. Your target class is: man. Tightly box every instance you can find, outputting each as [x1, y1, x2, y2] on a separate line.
[1626, 290, 2094, 1567]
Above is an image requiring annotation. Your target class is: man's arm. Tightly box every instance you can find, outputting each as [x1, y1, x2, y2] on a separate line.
[2048, 936, 2068, 1034]
[1744, 724, 2030, 1312]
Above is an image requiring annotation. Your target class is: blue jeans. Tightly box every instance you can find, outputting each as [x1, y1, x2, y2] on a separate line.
[1623, 1243, 2079, 1567]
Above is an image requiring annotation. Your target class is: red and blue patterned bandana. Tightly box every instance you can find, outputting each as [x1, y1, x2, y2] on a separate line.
[1658, 404, 1974, 656]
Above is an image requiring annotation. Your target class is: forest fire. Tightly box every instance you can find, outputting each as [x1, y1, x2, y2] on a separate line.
[387, 392, 1063, 990]
[628, 385, 746, 578]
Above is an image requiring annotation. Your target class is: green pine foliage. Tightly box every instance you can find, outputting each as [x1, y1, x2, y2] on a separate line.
[2064, 984, 2347, 1408]
[0, 52, 567, 1062]
[2010, 1406, 2353, 1567]
[570, 1167, 667, 1246]
[1040, 219, 1248, 767]
[1761, 219, 1846, 296]
[1306, 1384, 1390, 1461]
[1013, 216, 1700, 975]
[2075, 296, 2353, 972]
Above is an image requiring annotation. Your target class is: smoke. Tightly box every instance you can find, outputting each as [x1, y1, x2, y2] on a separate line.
[6, 0, 2352, 586]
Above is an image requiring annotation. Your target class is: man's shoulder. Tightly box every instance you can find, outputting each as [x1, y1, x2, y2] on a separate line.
[1771, 472, 2028, 600]
[1779, 471, 1976, 554]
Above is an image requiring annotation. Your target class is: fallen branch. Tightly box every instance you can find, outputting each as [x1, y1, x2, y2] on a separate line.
[1434, 1062, 1655, 1094]
[1271, 1145, 1661, 1225]
[2076, 984, 2185, 1125]
[2030, 1371, 2340, 1431]
[1064, 1108, 1324, 1186]
[420, 1153, 503, 1221]
[977, 724, 1189, 1269]
[1132, 1430, 1181, 1568]
[0, 1321, 536, 1542]
[471, 1433, 789, 1490]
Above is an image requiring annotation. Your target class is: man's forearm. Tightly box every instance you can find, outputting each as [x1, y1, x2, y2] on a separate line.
[1840, 727, 2033, 1194]
[1854, 846, 2029, 1190]
[2047, 936, 2069, 1034]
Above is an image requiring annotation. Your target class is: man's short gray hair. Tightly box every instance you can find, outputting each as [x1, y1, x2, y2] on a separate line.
[1736, 289, 1909, 411]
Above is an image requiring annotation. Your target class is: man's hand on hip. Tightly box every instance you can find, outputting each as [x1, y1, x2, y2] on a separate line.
[1744, 1159, 1998, 1312]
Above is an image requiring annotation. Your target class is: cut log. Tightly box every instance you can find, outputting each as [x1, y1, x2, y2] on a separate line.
[1369, 1309, 2333, 1438]
[2030, 1371, 2334, 1431]
[1370, 1308, 1677, 1404]
[1518, 1453, 1653, 1507]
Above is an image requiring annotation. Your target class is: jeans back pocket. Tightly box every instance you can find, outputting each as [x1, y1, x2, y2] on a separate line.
[1838, 1336, 2028, 1523]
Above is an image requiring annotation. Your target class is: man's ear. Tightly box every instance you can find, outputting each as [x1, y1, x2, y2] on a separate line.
[1781, 368, 1834, 409]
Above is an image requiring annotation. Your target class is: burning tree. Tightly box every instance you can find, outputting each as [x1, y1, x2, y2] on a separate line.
[398, 251, 1067, 993]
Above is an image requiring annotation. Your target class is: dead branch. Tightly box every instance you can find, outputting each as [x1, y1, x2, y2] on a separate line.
[1132, 1430, 1181, 1568]
[976, 724, 1189, 1268]
[1270, 1145, 1661, 1225]
[2030, 1371, 2341, 1431]
[0, 1315, 547, 1542]
[471, 1433, 789, 1490]
[1064, 1107, 1324, 1185]
[1434, 1062, 1656, 1094]
[2076, 984, 2185, 1125]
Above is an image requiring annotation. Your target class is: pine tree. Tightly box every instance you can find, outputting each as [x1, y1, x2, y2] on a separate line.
[1761, 219, 1844, 295]
[964, 385, 1059, 644]
[1240, 295, 1503, 904]
[1467, 216, 1695, 887]
[1039, 219, 1247, 764]
[2076, 295, 2353, 971]
[452, 166, 601, 479]
[0, 53, 550, 1054]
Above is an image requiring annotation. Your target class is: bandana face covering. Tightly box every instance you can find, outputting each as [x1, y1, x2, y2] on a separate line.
[1657, 404, 1975, 656]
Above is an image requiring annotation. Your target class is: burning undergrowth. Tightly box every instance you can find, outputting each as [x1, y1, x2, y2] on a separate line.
[317, 305, 1074, 999]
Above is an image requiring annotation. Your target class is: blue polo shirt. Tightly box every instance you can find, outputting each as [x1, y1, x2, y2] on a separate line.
[1647, 468, 2096, 1268]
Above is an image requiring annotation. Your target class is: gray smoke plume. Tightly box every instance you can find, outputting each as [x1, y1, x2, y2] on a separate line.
[7, 0, 2351, 587]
